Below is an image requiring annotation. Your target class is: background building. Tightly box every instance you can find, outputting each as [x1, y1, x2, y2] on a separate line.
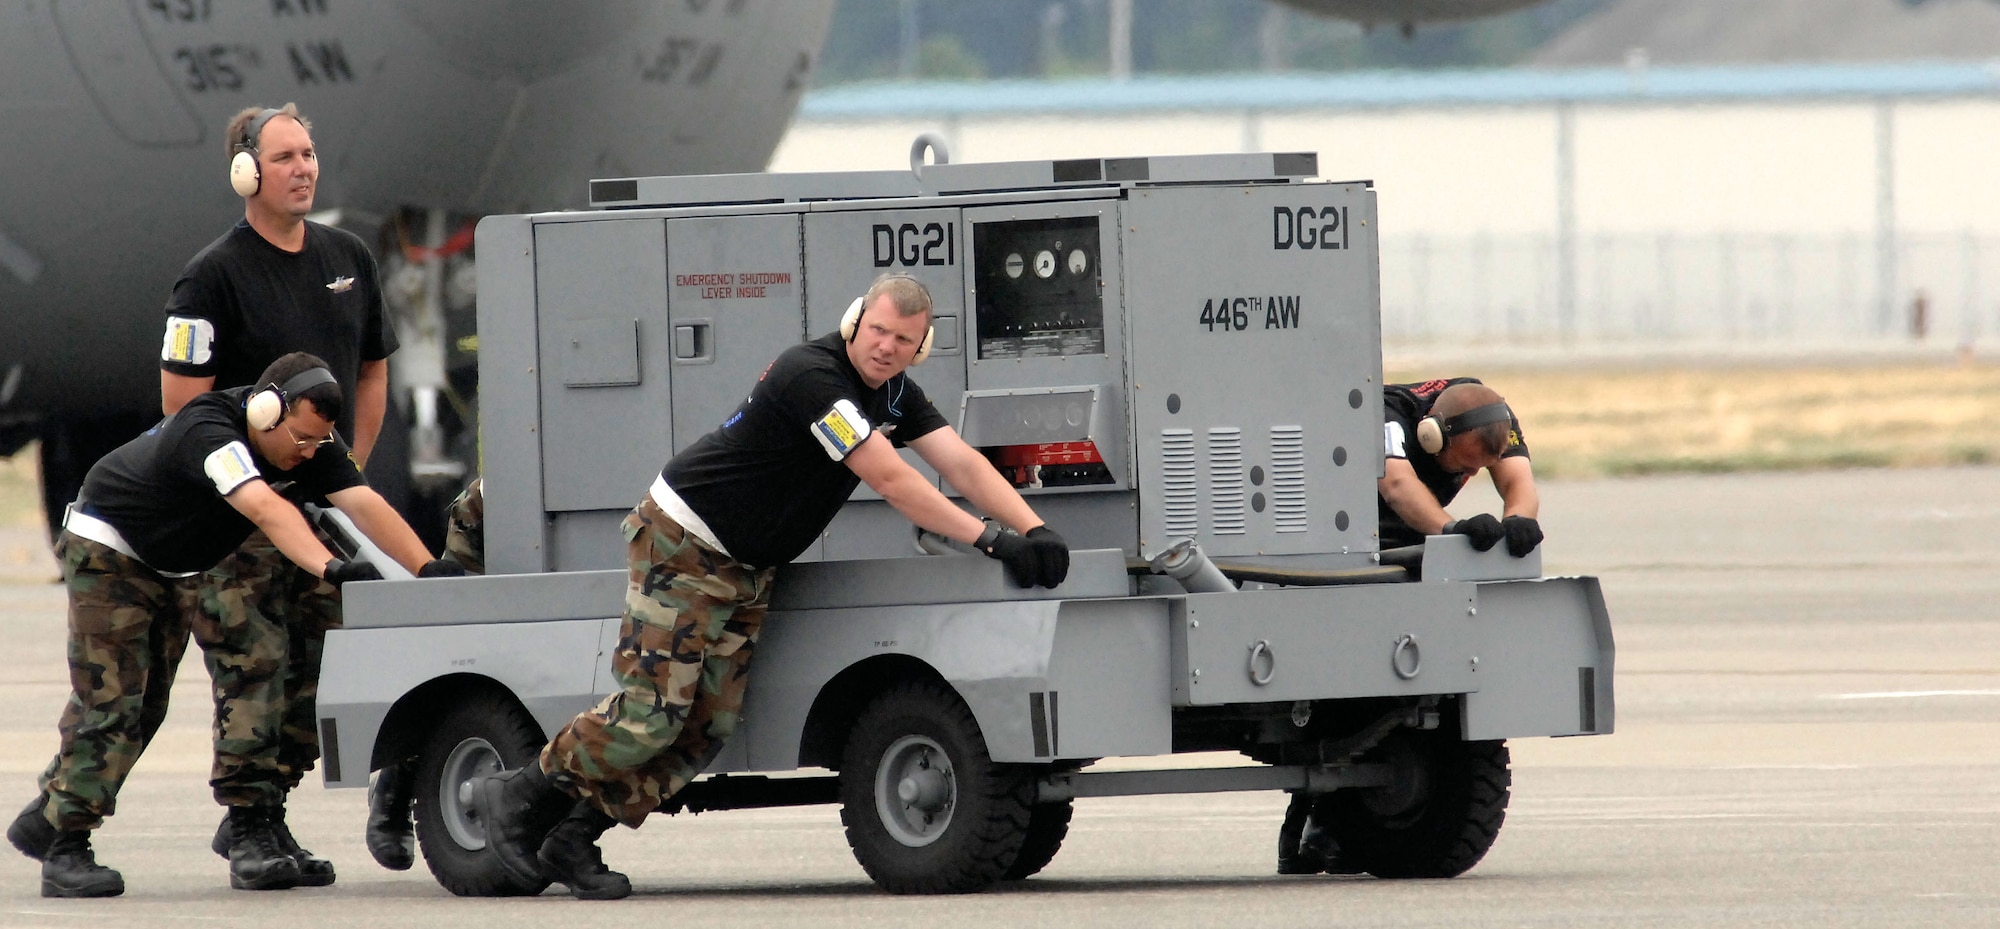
[782, 0, 2000, 350]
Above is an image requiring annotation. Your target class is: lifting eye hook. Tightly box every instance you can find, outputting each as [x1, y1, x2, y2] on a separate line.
[910, 132, 951, 176]
[1392, 634, 1422, 680]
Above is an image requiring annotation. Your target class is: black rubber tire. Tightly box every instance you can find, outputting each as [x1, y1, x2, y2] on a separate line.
[1002, 800, 1073, 880]
[1310, 730, 1510, 879]
[838, 680, 1035, 894]
[411, 692, 553, 897]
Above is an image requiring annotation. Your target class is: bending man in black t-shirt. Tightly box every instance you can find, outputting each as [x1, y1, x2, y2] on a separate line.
[1278, 377, 1542, 876]
[475, 275, 1072, 900]
[157, 103, 401, 883]
[7, 354, 452, 897]
[1377, 377, 1541, 555]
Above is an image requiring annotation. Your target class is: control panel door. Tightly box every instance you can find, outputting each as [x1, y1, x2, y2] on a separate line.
[534, 218, 672, 513]
[665, 213, 807, 452]
[1124, 184, 1383, 558]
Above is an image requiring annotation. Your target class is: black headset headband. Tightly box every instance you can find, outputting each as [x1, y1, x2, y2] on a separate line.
[276, 366, 336, 400]
[1437, 402, 1512, 439]
[237, 108, 283, 154]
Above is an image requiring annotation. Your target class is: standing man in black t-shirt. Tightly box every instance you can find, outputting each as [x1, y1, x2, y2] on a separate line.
[7, 354, 450, 897]
[155, 103, 399, 886]
[1278, 376, 1542, 875]
[474, 275, 1072, 900]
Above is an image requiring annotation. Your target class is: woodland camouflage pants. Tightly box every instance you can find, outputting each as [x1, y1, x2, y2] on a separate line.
[541, 496, 774, 827]
[194, 528, 343, 805]
[34, 533, 197, 831]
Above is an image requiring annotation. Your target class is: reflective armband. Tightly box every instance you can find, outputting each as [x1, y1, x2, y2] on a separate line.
[1383, 421, 1407, 459]
[811, 398, 872, 461]
[203, 441, 260, 496]
[162, 315, 215, 365]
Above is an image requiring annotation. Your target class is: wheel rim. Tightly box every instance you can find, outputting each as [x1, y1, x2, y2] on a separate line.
[437, 737, 504, 851]
[1356, 735, 1433, 826]
[874, 733, 956, 847]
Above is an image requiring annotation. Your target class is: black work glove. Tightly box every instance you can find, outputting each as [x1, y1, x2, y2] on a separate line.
[323, 557, 383, 589]
[419, 558, 466, 578]
[1024, 525, 1070, 589]
[1442, 513, 1504, 552]
[1501, 515, 1544, 557]
[975, 525, 1039, 588]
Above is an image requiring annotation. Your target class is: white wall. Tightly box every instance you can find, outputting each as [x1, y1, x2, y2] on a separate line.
[1897, 99, 2000, 233]
[773, 97, 2000, 237]
[1573, 103, 1879, 235]
[1262, 109, 1556, 237]
[771, 96, 2000, 344]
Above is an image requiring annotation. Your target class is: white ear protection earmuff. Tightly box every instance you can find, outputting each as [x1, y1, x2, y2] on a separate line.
[1416, 402, 1513, 455]
[244, 366, 337, 432]
[840, 294, 934, 366]
[229, 108, 284, 198]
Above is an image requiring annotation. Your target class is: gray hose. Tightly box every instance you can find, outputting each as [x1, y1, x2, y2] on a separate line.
[916, 528, 974, 557]
[1148, 539, 1236, 594]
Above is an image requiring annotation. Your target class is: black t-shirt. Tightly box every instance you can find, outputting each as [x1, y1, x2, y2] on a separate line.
[665, 333, 950, 567]
[79, 387, 366, 573]
[1378, 377, 1531, 548]
[159, 219, 397, 441]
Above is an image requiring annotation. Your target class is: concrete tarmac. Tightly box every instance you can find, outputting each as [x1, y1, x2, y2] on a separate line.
[2, 467, 1997, 927]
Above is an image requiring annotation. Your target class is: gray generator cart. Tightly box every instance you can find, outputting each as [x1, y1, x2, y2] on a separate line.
[316, 145, 1615, 896]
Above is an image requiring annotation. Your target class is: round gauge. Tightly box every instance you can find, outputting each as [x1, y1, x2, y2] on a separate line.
[1033, 249, 1056, 279]
[1004, 252, 1024, 279]
[1067, 248, 1089, 276]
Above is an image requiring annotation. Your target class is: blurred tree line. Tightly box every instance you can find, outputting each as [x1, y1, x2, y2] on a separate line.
[815, 0, 1613, 87]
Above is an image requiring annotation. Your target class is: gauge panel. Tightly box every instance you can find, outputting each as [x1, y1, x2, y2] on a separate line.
[972, 216, 1104, 359]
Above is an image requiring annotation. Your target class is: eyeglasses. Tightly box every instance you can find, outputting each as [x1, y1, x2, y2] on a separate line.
[282, 421, 336, 449]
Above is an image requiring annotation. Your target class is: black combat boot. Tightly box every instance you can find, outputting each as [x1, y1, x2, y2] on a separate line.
[1276, 794, 1324, 874]
[270, 803, 336, 886]
[8, 793, 55, 861]
[1276, 796, 1357, 876]
[40, 831, 123, 898]
[365, 761, 416, 870]
[537, 803, 629, 900]
[473, 764, 571, 886]
[211, 804, 333, 885]
[223, 805, 302, 891]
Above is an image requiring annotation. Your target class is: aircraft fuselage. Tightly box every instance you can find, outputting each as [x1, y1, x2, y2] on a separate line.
[0, 0, 830, 420]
